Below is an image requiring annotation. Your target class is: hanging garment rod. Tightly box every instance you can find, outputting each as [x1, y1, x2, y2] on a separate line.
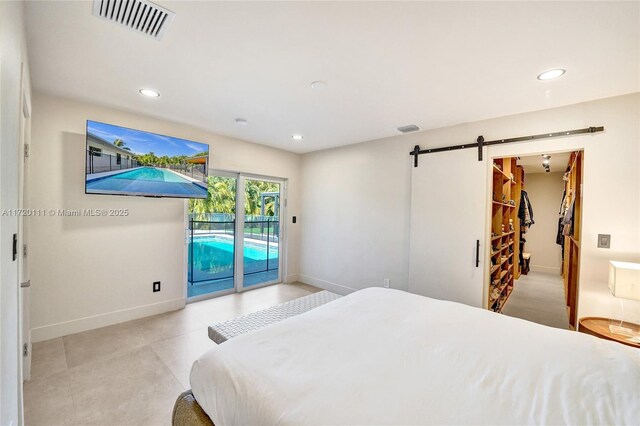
[409, 126, 604, 167]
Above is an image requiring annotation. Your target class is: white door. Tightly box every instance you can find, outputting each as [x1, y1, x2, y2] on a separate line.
[19, 86, 31, 382]
[408, 148, 487, 308]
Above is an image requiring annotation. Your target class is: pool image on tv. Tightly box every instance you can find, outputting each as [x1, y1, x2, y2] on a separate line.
[85, 120, 209, 198]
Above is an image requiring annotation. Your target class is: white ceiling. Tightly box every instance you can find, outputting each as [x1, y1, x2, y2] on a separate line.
[25, 1, 639, 154]
[518, 152, 572, 174]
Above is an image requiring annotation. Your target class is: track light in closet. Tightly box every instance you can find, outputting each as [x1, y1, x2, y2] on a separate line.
[542, 154, 551, 172]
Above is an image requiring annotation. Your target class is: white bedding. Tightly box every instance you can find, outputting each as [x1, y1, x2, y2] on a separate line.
[190, 288, 640, 425]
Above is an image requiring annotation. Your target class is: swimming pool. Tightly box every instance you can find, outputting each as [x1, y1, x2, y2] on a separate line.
[188, 235, 279, 287]
[112, 167, 189, 183]
[86, 166, 208, 198]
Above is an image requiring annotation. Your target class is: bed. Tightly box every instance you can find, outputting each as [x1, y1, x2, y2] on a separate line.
[181, 287, 640, 425]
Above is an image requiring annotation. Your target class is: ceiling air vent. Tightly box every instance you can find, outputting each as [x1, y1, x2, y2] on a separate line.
[92, 0, 175, 41]
[397, 124, 421, 134]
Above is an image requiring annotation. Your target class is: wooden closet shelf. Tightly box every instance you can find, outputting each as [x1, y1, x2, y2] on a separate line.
[491, 232, 515, 241]
[492, 201, 516, 208]
[493, 165, 516, 184]
[488, 157, 522, 312]
[489, 282, 510, 305]
[497, 286, 514, 311]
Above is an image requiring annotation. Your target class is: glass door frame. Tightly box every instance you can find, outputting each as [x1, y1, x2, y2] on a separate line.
[185, 170, 286, 302]
[236, 173, 286, 293]
[185, 169, 239, 303]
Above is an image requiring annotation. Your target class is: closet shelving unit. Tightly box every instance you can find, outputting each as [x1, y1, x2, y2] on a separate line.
[488, 158, 520, 312]
[514, 165, 524, 279]
[562, 151, 583, 329]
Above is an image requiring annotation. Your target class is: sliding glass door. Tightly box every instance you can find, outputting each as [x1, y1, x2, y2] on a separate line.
[242, 179, 281, 288]
[187, 172, 284, 300]
[187, 174, 237, 298]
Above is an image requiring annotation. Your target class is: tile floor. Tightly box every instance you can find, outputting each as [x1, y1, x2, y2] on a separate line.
[24, 282, 319, 426]
[502, 270, 571, 330]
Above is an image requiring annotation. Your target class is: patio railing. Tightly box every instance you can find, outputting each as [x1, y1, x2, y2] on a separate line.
[188, 216, 279, 285]
[86, 150, 207, 183]
[86, 150, 139, 174]
[163, 163, 207, 183]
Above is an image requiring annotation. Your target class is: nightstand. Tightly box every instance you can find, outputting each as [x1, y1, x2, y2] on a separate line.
[578, 317, 640, 349]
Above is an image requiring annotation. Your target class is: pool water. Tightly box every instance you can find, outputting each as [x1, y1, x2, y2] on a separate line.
[86, 166, 208, 197]
[110, 167, 188, 183]
[188, 235, 278, 285]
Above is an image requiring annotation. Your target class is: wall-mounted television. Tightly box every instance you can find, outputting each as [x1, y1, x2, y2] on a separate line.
[85, 120, 209, 199]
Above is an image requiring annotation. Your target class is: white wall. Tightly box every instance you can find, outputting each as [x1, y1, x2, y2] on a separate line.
[522, 172, 565, 273]
[300, 93, 640, 324]
[300, 139, 411, 294]
[0, 1, 31, 424]
[29, 93, 302, 342]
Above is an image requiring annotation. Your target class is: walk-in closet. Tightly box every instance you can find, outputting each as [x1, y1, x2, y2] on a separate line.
[488, 151, 583, 330]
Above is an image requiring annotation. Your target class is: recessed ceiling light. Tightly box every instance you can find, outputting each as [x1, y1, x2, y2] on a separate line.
[235, 118, 248, 126]
[310, 81, 328, 90]
[139, 88, 160, 97]
[537, 69, 566, 81]
[291, 134, 304, 141]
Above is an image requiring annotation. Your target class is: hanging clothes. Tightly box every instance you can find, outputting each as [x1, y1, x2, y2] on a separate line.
[556, 218, 565, 245]
[557, 189, 566, 246]
[562, 198, 575, 237]
[518, 190, 534, 227]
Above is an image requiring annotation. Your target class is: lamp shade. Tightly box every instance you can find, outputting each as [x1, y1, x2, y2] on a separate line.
[609, 261, 640, 301]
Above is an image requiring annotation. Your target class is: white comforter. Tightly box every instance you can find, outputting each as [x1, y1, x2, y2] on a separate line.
[190, 288, 640, 425]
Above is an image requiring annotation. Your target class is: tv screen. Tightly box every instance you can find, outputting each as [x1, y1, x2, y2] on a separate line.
[85, 120, 209, 199]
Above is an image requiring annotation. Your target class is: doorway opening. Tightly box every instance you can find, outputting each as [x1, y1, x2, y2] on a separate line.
[186, 172, 284, 300]
[487, 151, 583, 330]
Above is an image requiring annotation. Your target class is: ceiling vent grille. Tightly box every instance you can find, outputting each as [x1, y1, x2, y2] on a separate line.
[397, 124, 421, 134]
[92, 0, 175, 41]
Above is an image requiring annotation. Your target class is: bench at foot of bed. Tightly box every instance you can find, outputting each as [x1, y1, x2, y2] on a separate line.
[172, 390, 214, 426]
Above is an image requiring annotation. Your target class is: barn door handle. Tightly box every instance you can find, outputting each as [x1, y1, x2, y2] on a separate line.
[475, 240, 480, 267]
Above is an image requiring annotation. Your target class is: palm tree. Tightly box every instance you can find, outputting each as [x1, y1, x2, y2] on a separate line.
[189, 178, 279, 220]
[113, 138, 131, 151]
[189, 176, 237, 221]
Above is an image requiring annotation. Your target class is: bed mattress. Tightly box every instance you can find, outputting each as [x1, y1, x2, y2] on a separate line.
[190, 287, 640, 425]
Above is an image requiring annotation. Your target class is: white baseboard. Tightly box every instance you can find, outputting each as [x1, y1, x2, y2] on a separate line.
[284, 274, 299, 283]
[298, 274, 358, 295]
[530, 265, 561, 274]
[30, 297, 185, 343]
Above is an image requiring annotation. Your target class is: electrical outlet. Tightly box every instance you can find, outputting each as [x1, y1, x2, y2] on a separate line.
[153, 281, 161, 292]
[383, 278, 390, 288]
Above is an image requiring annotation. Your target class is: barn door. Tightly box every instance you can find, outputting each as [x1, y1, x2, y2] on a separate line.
[408, 149, 487, 307]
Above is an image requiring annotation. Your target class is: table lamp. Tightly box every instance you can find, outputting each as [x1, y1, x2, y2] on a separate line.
[608, 260, 640, 338]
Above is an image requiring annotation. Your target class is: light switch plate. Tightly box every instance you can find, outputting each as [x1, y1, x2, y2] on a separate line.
[597, 234, 611, 249]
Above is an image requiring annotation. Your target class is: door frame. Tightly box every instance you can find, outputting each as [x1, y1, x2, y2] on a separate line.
[185, 169, 287, 302]
[484, 145, 586, 316]
[236, 173, 286, 293]
[18, 87, 31, 383]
